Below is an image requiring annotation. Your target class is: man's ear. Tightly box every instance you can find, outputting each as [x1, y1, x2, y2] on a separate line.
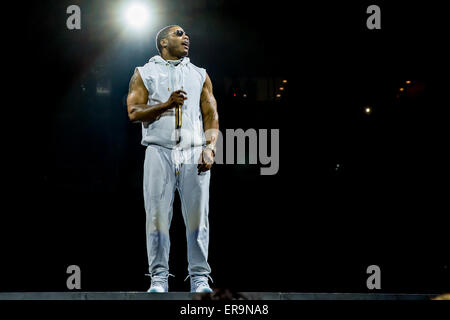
[160, 38, 168, 49]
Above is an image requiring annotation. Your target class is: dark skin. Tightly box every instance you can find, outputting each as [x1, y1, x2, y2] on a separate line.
[126, 25, 219, 174]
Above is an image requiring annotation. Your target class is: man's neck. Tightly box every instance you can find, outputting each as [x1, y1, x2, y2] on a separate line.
[161, 52, 183, 61]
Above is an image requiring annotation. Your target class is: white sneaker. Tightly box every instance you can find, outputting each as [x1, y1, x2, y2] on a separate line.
[188, 275, 213, 293]
[147, 274, 170, 293]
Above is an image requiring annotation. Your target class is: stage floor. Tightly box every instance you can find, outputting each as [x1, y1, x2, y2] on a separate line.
[0, 292, 436, 300]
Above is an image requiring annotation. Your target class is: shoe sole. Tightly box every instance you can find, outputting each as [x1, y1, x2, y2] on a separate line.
[194, 288, 213, 293]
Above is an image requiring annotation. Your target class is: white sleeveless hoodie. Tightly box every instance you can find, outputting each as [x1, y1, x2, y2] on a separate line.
[136, 55, 207, 150]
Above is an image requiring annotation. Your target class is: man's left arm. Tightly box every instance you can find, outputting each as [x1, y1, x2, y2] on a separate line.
[198, 73, 219, 173]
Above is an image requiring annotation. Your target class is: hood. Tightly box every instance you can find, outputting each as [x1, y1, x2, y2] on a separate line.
[148, 55, 189, 93]
[149, 55, 190, 66]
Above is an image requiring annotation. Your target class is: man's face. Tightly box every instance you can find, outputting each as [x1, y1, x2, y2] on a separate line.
[165, 26, 190, 57]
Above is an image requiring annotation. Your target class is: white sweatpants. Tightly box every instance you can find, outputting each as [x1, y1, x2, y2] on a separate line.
[143, 144, 211, 278]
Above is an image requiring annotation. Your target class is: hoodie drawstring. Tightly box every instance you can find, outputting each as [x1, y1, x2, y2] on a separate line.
[168, 60, 186, 172]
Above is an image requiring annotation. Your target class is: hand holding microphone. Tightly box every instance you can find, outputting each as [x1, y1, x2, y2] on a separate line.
[165, 90, 187, 144]
[165, 90, 187, 110]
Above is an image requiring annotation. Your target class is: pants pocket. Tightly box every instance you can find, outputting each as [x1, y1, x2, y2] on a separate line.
[145, 147, 170, 200]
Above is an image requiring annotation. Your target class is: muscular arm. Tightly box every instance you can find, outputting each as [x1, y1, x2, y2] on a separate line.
[200, 73, 219, 147]
[126, 68, 169, 125]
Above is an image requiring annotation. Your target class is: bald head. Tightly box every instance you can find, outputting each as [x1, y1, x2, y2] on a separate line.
[155, 25, 190, 59]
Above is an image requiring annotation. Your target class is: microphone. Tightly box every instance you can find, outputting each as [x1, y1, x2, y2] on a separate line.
[175, 104, 182, 144]
[175, 86, 184, 145]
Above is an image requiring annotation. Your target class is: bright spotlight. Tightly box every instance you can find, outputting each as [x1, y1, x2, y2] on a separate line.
[125, 3, 150, 29]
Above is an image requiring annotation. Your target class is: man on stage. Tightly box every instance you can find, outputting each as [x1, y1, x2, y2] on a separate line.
[126, 25, 219, 293]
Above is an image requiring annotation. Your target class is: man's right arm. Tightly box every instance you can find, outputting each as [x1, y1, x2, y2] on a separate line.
[126, 68, 170, 125]
[127, 69, 188, 125]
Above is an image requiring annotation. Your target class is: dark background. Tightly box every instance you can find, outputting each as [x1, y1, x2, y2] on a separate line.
[1, 0, 448, 293]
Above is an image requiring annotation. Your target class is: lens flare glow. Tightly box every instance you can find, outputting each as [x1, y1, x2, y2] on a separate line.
[125, 3, 150, 29]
